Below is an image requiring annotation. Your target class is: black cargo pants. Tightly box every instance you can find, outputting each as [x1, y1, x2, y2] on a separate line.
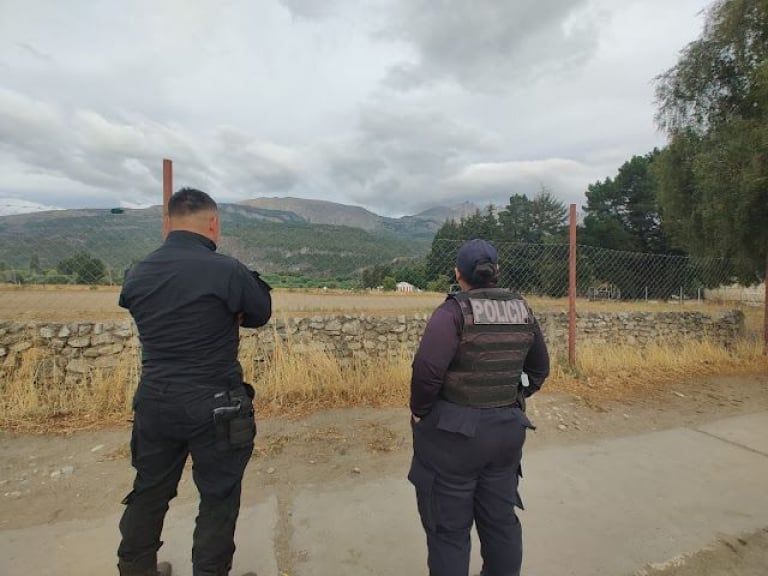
[117, 383, 254, 576]
[409, 399, 531, 576]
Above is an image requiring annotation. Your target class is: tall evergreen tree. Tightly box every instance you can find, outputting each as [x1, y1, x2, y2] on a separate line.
[582, 150, 671, 253]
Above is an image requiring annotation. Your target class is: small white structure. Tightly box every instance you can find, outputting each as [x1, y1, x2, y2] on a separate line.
[396, 281, 416, 293]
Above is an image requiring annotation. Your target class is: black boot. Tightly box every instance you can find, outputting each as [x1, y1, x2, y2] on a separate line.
[117, 559, 172, 576]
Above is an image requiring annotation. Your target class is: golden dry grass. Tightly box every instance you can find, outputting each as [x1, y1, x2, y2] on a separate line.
[1, 335, 766, 432]
[246, 341, 412, 415]
[552, 339, 768, 401]
[2, 284, 763, 328]
[0, 348, 139, 432]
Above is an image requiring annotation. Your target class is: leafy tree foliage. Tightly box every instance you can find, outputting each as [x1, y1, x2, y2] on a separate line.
[581, 150, 672, 253]
[361, 264, 392, 289]
[424, 191, 569, 289]
[655, 0, 768, 281]
[29, 254, 42, 273]
[499, 191, 568, 244]
[57, 252, 106, 284]
[361, 259, 428, 289]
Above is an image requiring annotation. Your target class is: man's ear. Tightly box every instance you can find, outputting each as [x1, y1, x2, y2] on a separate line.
[210, 213, 221, 241]
[454, 267, 462, 283]
[162, 214, 171, 238]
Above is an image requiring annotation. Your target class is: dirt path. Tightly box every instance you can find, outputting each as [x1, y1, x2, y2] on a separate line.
[1, 374, 767, 575]
[637, 529, 768, 576]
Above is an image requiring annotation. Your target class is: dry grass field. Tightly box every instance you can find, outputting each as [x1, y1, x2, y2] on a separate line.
[0, 285, 444, 321]
[1, 284, 762, 326]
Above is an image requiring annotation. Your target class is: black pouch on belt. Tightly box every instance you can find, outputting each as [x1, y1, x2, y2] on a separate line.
[213, 383, 256, 450]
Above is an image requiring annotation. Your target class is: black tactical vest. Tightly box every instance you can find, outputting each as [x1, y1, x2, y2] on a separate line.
[441, 288, 536, 408]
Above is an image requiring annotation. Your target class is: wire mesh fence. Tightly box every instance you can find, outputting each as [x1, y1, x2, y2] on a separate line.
[425, 239, 738, 301]
[0, 206, 759, 322]
[0, 205, 414, 289]
[0, 207, 163, 287]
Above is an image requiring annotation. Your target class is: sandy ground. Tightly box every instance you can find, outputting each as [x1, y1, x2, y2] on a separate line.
[1, 374, 768, 575]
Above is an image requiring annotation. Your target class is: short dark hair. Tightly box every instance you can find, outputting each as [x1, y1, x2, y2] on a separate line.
[167, 187, 218, 218]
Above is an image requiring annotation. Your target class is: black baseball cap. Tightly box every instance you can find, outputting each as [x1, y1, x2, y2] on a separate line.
[456, 239, 498, 279]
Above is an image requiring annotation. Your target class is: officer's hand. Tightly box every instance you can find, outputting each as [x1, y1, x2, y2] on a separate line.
[411, 414, 421, 424]
[236, 312, 244, 326]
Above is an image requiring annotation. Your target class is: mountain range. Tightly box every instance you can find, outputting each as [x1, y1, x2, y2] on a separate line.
[241, 197, 478, 236]
[0, 197, 479, 280]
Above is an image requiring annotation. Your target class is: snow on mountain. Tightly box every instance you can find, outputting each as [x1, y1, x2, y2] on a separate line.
[0, 198, 63, 216]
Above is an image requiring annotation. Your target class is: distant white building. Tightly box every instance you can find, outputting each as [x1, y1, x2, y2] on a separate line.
[396, 281, 416, 293]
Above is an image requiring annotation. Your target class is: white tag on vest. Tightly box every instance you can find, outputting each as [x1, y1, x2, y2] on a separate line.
[469, 298, 530, 325]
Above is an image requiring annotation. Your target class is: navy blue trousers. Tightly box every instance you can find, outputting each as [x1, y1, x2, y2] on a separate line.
[410, 400, 531, 576]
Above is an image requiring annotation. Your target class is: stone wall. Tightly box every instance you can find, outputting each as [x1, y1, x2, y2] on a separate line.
[537, 310, 745, 355]
[0, 310, 745, 380]
[0, 321, 139, 382]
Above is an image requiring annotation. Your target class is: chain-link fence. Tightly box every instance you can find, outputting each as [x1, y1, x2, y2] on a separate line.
[0, 216, 747, 297]
[0, 204, 758, 322]
[424, 239, 737, 301]
[0, 205, 417, 289]
[0, 205, 434, 320]
[0, 207, 163, 286]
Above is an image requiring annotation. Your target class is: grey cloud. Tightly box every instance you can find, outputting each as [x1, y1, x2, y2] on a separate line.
[381, 0, 602, 91]
[0, 0, 710, 217]
[16, 43, 54, 63]
[444, 158, 600, 207]
[0, 89, 305, 206]
[278, 0, 341, 19]
[327, 105, 500, 212]
[210, 127, 304, 197]
[324, 101, 609, 213]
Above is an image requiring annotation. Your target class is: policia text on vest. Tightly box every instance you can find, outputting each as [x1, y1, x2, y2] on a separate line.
[469, 297, 530, 325]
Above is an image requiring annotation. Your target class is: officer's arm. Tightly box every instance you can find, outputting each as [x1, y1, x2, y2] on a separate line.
[227, 264, 272, 328]
[522, 322, 550, 396]
[410, 302, 461, 417]
[118, 267, 134, 310]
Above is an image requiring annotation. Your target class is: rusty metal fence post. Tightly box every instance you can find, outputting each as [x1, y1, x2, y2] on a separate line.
[764, 251, 767, 355]
[568, 204, 577, 367]
[162, 159, 173, 239]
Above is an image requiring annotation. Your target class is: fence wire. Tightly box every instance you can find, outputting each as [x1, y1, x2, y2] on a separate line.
[0, 206, 412, 289]
[426, 239, 736, 301]
[0, 208, 754, 320]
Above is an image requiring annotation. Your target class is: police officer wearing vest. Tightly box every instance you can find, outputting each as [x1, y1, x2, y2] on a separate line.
[117, 188, 272, 576]
[409, 238, 550, 576]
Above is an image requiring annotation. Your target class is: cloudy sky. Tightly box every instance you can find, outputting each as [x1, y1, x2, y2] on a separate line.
[0, 0, 709, 216]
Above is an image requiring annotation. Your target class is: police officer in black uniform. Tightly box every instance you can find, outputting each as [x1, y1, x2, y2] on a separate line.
[409, 238, 550, 576]
[117, 188, 272, 576]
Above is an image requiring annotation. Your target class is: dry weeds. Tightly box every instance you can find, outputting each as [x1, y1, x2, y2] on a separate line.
[1, 332, 766, 433]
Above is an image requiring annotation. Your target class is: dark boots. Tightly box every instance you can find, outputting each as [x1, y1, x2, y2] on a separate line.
[117, 559, 172, 576]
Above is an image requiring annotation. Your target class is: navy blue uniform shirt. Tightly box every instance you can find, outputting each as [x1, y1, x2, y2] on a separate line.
[119, 230, 271, 392]
[410, 297, 550, 417]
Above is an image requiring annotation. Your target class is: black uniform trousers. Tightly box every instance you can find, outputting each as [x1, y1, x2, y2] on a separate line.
[409, 399, 530, 576]
[118, 384, 253, 576]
